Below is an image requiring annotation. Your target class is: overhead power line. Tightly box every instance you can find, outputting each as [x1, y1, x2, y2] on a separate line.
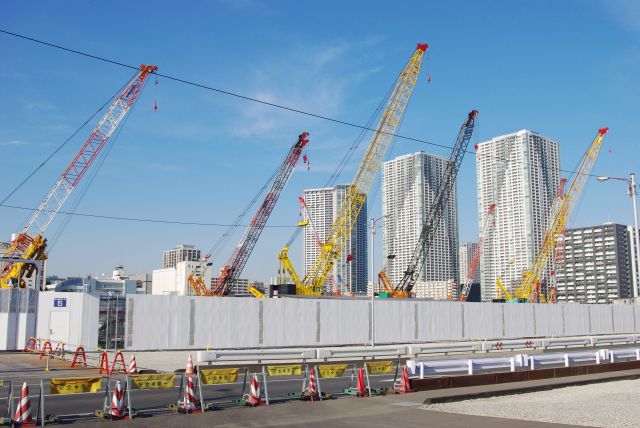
[0, 28, 607, 179]
[0, 203, 297, 228]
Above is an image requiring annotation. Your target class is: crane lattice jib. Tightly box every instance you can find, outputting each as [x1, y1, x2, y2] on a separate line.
[211, 132, 309, 295]
[521, 127, 608, 301]
[395, 110, 478, 294]
[24, 65, 158, 238]
[459, 203, 495, 302]
[302, 43, 428, 294]
[1, 65, 157, 288]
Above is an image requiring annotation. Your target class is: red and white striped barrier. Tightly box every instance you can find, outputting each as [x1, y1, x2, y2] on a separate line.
[128, 355, 138, 374]
[14, 382, 32, 425]
[181, 376, 199, 412]
[245, 374, 263, 406]
[185, 354, 195, 376]
[305, 368, 319, 400]
[110, 381, 126, 419]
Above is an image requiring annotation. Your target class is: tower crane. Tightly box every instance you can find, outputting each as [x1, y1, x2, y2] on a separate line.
[393, 110, 479, 297]
[1, 65, 158, 288]
[458, 203, 495, 301]
[519, 128, 608, 302]
[207, 132, 310, 296]
[281, 43, 429, 296]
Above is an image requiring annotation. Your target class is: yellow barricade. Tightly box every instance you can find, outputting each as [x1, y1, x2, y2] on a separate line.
[366, 361, 394, 375]
[130, 374, 176, 390]
[200, 368, 240, 384]
[266, 365, 302, 377]
[317, 364, 348, 378]
[50, 377, 102, 394]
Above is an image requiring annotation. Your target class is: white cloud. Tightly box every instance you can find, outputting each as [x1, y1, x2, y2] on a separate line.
[0, 139, 29, 146]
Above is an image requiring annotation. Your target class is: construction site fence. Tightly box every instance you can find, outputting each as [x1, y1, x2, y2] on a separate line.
[0, 361, 403, 424]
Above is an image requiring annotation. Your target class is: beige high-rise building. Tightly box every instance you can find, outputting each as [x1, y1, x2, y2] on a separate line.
[162, 244, 201, 269]
[476, 130, 560, 301]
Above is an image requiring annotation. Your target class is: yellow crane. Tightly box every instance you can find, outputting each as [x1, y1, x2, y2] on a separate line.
[518, 128, 608, 302]
[280, 43, 428, 296]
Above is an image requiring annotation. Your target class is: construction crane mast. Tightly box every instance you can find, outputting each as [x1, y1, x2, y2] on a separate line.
[293, 43, 428, 295]
[394, 110, 478, 297]
[519, 128, 608, 302]
[1, 65, 158, 288]
[209, 132, 309, 296]
[459, 203, 495, 302]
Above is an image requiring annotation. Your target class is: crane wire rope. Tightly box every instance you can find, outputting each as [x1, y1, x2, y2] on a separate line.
[0, 28, 605, 181]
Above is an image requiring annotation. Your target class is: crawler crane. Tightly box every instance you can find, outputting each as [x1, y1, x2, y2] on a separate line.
[1, 65, 158, 288]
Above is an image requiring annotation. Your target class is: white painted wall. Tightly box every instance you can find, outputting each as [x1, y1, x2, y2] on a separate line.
[35, 292, 100, 351]
[124, 295, 640, 351]
[0, 289, 37, 350]
[152, 261, 211, 296]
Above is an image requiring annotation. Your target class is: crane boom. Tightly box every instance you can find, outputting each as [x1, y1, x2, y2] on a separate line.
[395, 110, 478, 295]
[520, 128, 608, 301]
[1, 64, 158, 288]
[459, 203, 495, 302]
[210, 132, 309, 295]
[299, 43, 428, 295]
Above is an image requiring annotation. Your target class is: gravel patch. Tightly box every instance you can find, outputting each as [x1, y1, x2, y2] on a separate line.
[425, 378, 640, 427]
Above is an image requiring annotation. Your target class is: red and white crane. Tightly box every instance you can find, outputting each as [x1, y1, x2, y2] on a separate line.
[1, 65, 158, 288]
[458, 203, 495, 301]
[208, 132, 310, 296]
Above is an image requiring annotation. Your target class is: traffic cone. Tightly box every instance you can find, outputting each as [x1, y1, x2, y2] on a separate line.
[185, 354, 195, 376]
[110, 381, 126, 419]
[397, 365, 413, 393]
[14, 382, 33, 424]
[181, 376, 199, 412]
[128, 355, 138, 374]
[246, 374, 262, 406]
[356, 368, 366, 397]
[305, 368, 319, 400]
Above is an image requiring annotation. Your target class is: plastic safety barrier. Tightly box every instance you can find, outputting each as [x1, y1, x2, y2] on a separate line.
[129, 374, 176, 389]
[199, 368, 240, 384]
[365, 361, 395, 375]
[266, 365, 302, 376]
[50, 377, 102, 394]
[316, 364, 348, 378]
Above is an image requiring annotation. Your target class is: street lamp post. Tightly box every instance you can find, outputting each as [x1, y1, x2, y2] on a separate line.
[370, 215, 387, 346]
[597, 173, 640, 298]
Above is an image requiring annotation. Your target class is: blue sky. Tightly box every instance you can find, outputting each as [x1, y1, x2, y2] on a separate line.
[1, 0, 639, 281]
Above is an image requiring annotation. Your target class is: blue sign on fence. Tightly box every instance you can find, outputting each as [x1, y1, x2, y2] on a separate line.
[53, 298, 67, 308]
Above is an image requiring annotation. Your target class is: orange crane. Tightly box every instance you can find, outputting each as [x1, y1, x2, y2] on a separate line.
[1, 65, 158, 288]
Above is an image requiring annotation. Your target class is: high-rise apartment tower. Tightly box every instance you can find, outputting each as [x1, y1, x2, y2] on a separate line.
[382, 152, 459, 287]
[476, 130, 561, 301]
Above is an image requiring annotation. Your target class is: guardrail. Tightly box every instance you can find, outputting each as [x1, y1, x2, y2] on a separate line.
[197, 349, 316, 363]
[408, 354, 529, 379]
[408, 347, 640, 377]
[316, 346, 407, 360]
